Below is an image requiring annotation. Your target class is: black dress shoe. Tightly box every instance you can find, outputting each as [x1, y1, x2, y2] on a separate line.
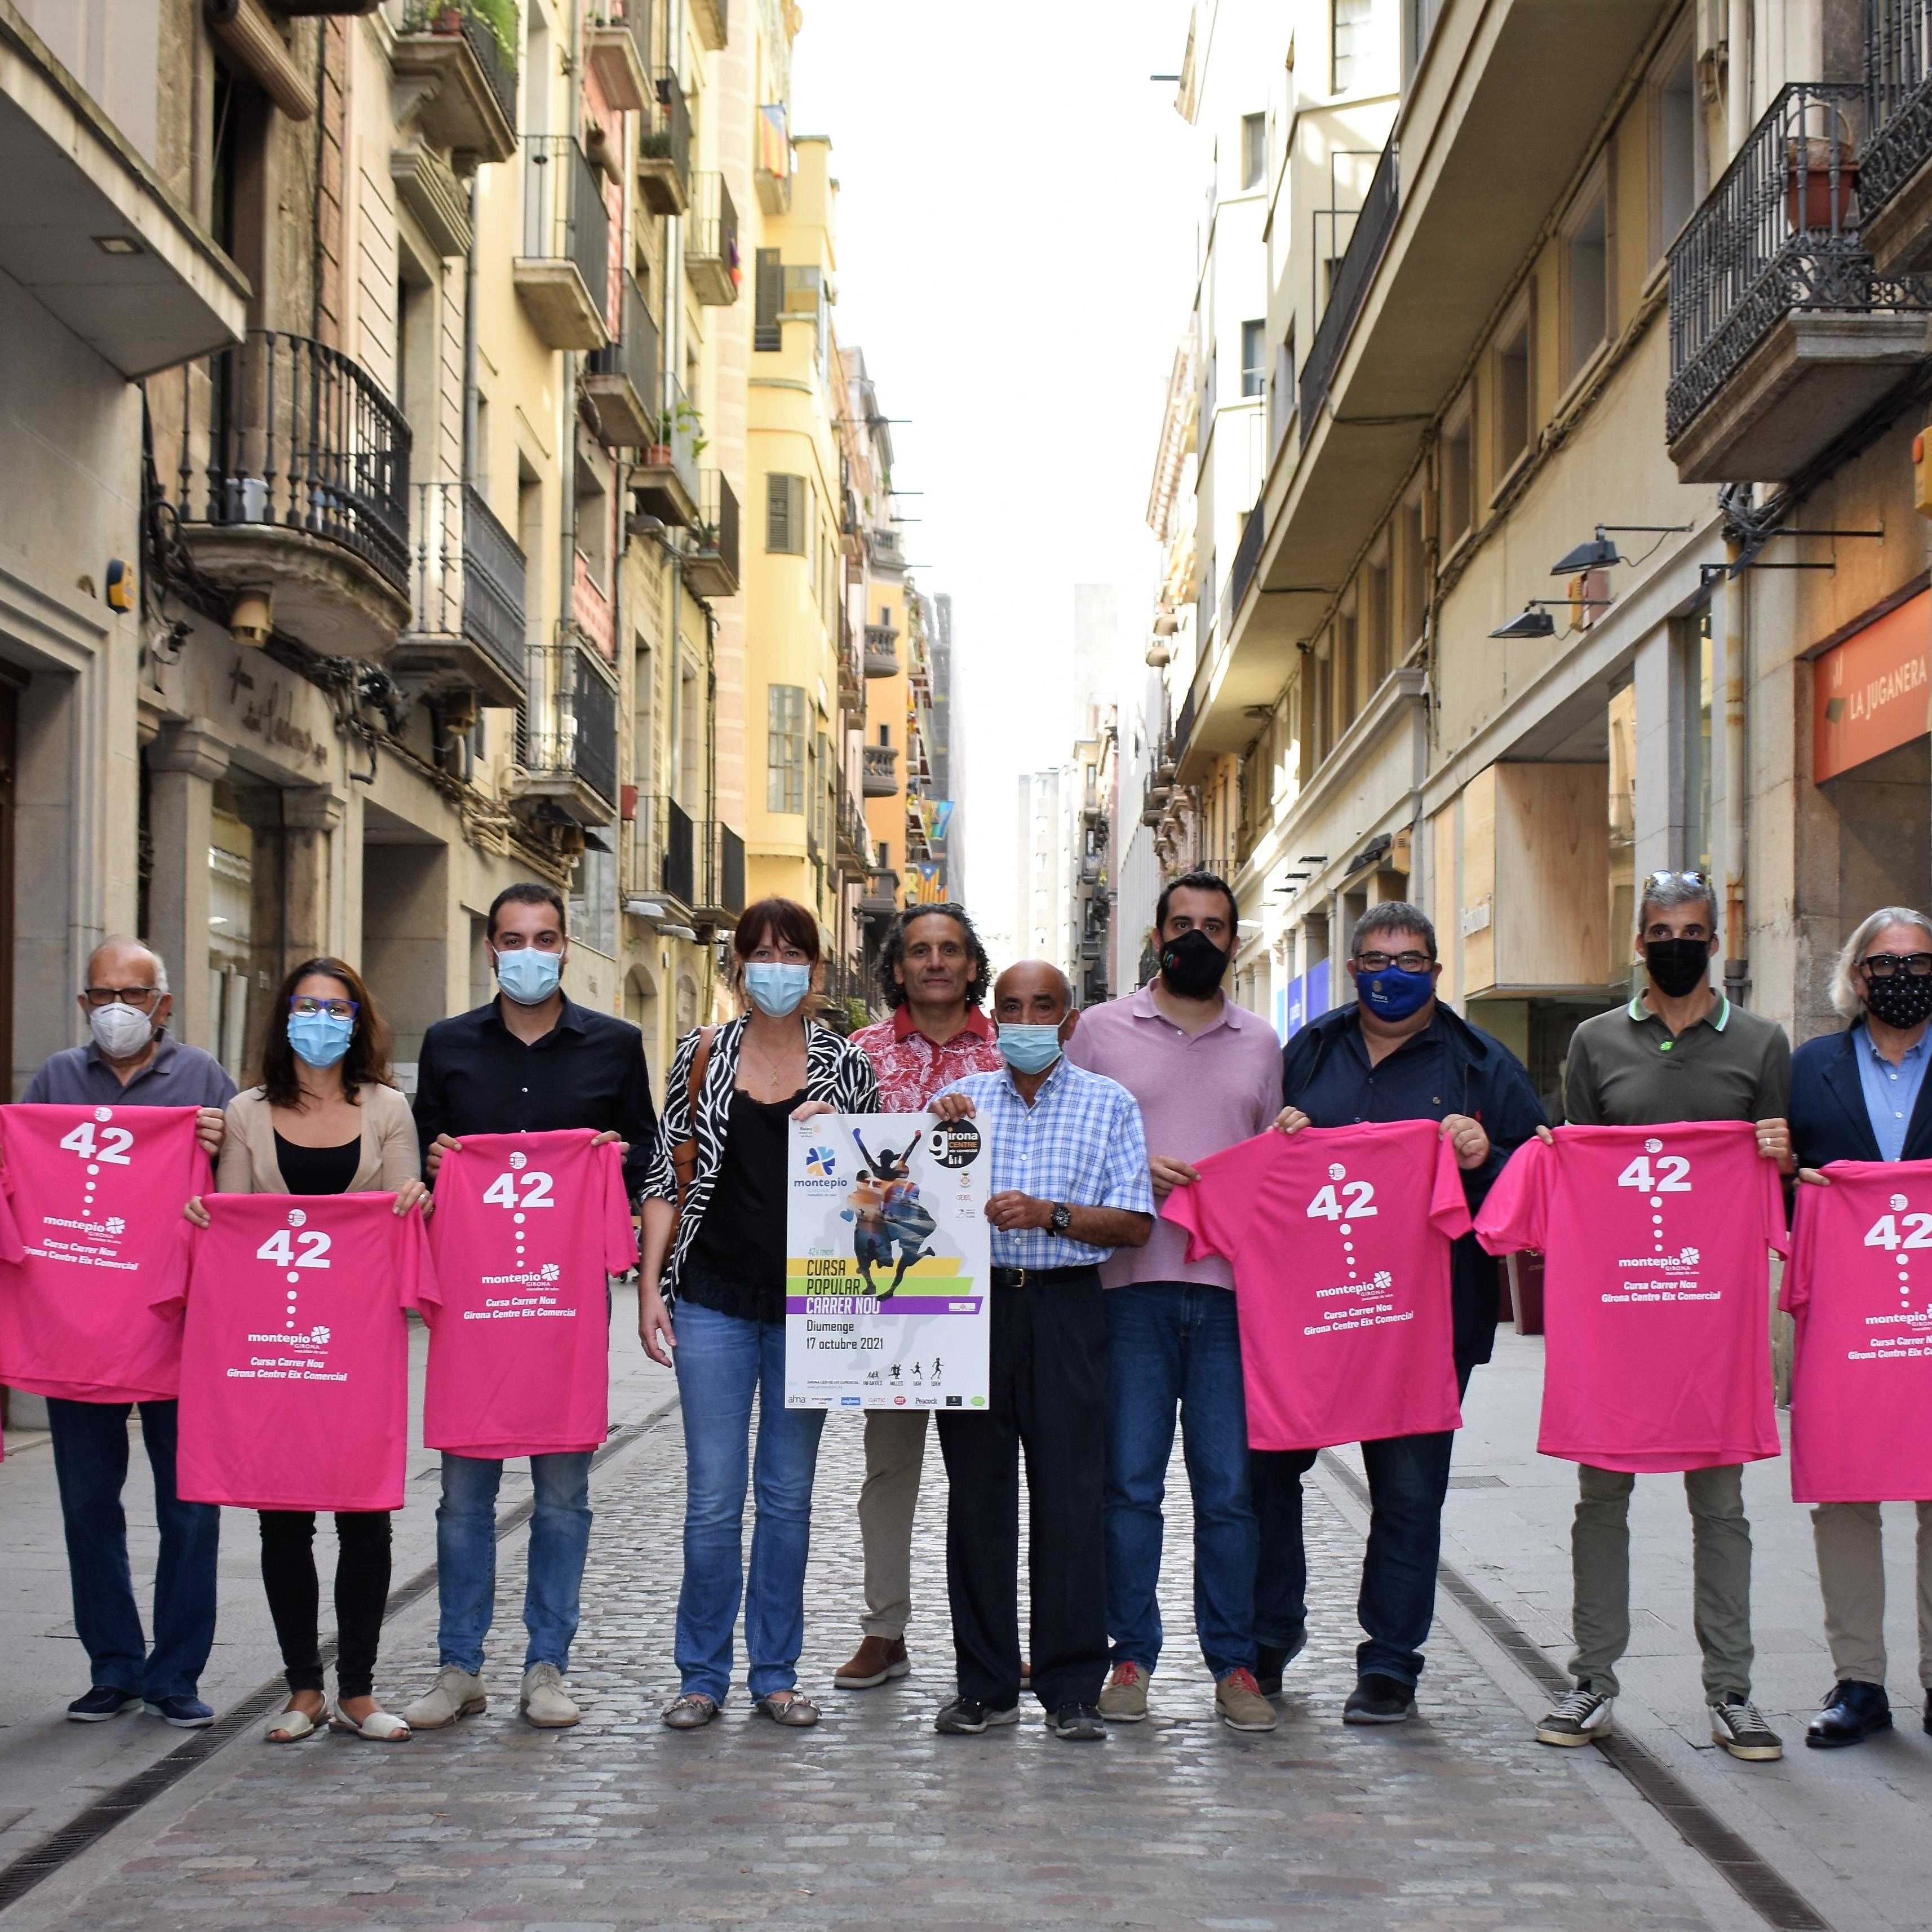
[1805, 1680, 1892, 1748]
[1253, 1628, 1307, 1697]
[1342, 1673, 1416, 1725]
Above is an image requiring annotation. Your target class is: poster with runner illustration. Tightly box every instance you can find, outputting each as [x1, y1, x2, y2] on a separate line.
[785, 1112, 990, 1411]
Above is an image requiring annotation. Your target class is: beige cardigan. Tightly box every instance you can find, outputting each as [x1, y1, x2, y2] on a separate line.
[216, 1083, 420, 1193]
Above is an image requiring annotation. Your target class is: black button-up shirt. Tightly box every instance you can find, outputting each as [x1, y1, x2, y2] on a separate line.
[412, 996, 657, 1197]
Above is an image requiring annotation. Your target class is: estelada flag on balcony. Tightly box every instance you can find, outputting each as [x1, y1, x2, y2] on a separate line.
[759, 105, 789, 180]
[909, 863, 947, 906]
[927, 800, 955, 842]
[1814, 588, 1930, 782]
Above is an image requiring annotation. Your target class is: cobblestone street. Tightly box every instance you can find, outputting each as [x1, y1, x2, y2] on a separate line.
[2, 1400, 1750, 1932]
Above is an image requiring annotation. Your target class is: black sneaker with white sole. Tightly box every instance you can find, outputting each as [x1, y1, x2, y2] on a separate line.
[934, 1696, 1018, 1735]
[1047, 1703, 1106, 1740]
[1253, 1629, 1308, 1698]
[1535, 1686, 1614, 1746]
[1341, 1673, 1415, 1724]
[1709, 1698, 1783, 1761]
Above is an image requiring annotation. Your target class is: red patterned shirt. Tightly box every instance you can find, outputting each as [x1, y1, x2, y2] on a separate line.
[849, 1005, 1003, 1112]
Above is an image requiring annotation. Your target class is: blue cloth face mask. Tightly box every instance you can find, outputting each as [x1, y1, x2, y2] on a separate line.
[744, 961, 812, 1017]
[287, 1011, 353, 1070]
[1354, 963, 1435, 1022]
[998, 1023, 1063, 1074]
[495, 946, 563, 1006]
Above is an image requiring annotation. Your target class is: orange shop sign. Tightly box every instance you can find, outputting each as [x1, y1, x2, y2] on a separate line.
[1814, 588, 1931, 782]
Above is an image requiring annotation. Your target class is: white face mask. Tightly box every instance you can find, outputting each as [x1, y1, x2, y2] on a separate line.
[89, 1002, 157, 1059]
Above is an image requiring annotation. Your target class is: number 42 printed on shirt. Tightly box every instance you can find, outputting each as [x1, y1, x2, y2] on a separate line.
[1306, 1177, 1378, 1220]
[1616, 1154, 1692, 1191]
[57, 1120, 134, 1164]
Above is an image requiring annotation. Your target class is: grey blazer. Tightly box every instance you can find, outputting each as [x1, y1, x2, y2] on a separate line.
[216, 1083, 421, 1193]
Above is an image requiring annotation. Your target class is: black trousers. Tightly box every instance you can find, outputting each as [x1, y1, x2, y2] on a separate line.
[935, 1274, 1108, 1712]
[258, 1510, 392, 1699]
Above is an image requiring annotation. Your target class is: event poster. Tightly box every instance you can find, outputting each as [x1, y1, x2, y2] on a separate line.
[785, 1113, 990, 1411]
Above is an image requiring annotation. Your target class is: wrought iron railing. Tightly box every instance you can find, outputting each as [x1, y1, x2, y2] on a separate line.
[174, 329, 411, 593]
[710, 820, 746, 916]
[641, 67, 691, 186]
[522, 632, 619, 809]
[662, 796, 697, 905]
[1300, 137, 1399, 428]
[658, 370, 701, 502]
[1667, 81, 1932, 440]
[693, 470, 738, 576]
[522, 135, 610, 317]
[1863, 0, 1932, 215]
[836, 785, 871, 869]
[401, 0, 517, 127]
[685, 171, 741, 289]
[405, 481, 528, 688]
[589, 0, 651, 79]
[588, 273, 659, 418]
[1225, 495, 1264, 627]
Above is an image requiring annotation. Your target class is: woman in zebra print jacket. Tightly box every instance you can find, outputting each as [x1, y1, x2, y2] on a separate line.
[637, 898, 878, 1733]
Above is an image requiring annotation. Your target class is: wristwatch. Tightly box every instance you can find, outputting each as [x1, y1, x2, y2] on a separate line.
[1048, 1203, 1073, 1236]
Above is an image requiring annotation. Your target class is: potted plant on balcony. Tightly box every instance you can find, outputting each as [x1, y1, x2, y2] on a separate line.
[657, 397, 707, 464]
[1785, 128, 1859, 234]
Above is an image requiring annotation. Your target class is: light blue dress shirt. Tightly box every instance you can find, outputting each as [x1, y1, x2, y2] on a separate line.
[1854, 1022, 1930, 1162]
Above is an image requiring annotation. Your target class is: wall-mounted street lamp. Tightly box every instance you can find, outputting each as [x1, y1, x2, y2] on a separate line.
[1549, 523, 1692, 574]
[1488, 597, 1612, 640]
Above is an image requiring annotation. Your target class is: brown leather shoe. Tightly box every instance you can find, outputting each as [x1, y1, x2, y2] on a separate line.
[834, 1636, 910, 1688]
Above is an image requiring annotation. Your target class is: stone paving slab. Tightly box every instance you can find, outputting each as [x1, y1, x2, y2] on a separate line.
[3, 1407, 1736, 1932]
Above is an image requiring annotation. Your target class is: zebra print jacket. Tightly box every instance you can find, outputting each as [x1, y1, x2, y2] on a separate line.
[641, 1014, 879, 1299]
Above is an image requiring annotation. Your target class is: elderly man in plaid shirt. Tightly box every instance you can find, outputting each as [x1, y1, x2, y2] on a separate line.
[927, 961, 1155, 1742]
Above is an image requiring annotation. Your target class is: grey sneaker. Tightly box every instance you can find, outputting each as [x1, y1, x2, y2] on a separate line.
[400, 1665, 486, 1730]
[1215, 1668, 1278, 1732]
[519, 1663, 580, 1729]
[1098, 1660, 1149, 1722]
[1536, 1686, 1614, 1747]
[1709, 1698, 1782, 1761]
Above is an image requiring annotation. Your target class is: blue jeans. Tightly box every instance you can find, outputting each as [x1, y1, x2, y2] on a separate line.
[46, 1398, 220, 1700]
[1104, 1282, 1257, 1678]
[435, 1450, 593, 1674]
[672, 1300, 826, 1703]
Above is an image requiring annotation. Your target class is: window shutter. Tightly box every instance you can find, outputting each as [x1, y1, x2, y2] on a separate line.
[755, 249, 782, 351]
[766, 473, 790, 553]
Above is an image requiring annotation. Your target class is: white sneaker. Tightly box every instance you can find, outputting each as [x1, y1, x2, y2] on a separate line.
[400, 1665, 487, 1730]
[1535, 1686, 1614, 1747]
[520, 1662, 580, 1729]
[1709, 1698, 1782, 1761]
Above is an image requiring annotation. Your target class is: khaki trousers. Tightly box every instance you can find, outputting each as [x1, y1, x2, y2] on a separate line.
[1568, 1463, 1753, 1703]
[1811, 1500, 1932, 1689]
[857, 1408, 930, 1638]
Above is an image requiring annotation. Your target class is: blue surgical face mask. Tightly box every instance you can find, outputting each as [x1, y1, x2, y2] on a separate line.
[998, 1022, 1063, 1074]
[744, 961, 812, 1018]
[287, 1011, 353, 1070]
[1354, 962, 1435, 1022]
[495, 945, 564, 1006]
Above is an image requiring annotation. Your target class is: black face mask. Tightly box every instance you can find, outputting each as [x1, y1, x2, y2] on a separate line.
[1158, 929, 1231, 1000]
[1644, 937, 1712, 999]
[1864, 972, 1932, 1032]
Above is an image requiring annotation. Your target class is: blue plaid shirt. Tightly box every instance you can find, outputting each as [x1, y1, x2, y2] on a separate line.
[936, 1057, 1155, 1269]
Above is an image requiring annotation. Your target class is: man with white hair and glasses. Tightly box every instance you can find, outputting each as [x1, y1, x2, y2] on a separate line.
[1534, 871, 1793, 1762]
[1788, 906, 1932, 1748]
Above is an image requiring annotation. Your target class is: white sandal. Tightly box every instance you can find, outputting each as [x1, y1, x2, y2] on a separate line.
[330, 1704, 411, 1742]
[264, 1699, 330, 1743]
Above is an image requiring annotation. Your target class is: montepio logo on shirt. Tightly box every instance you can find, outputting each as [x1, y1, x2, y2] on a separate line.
[480, 1262, 562, 1287]
[1619, 1245, 1701, 1273]
[246, 1324, 331, 1348]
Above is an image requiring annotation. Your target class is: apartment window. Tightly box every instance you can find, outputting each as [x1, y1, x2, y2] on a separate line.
[1364, 554, 1391, 686]
[1494, 304, 1531, 478]
[1655, 41, 1696, 259]
[1241, 112, 1267, 189]
[1240, 320, 1266, 397]
[1564, 179, 1610, 382]
[1333, 0, 1376, 94]
[1403, 0, 1443, 83]
[1399, 486, 1425, 648]
[878, 723, 891, 747]
[1270, 325, 1296, 454]
[1442, 409, 1472, 547]
[767, 685, 807, 814]
[754, 248, 782, 352]
[766, 473, 806, 554]
[574, 454, 609, 591]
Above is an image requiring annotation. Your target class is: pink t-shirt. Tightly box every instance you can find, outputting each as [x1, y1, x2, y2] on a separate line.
[423, 1131, 638, 1459]
[163, 1193, 430, 1511]
[1782, 1160, 1932, 1502]
[0, 1104, 209, 1403]
[1476, 1122, 1786, 1473]
[1163, 1120, 1472, 1450]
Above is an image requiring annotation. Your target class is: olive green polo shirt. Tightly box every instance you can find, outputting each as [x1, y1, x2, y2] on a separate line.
[1563, 992, 1792, 1127]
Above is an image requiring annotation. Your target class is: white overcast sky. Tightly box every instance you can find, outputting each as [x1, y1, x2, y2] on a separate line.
[790, 0, 1202, 958]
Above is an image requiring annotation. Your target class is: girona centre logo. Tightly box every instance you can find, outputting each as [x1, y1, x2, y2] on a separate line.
[510, 1151, 528, 1171]
[287, 1208, 307, 1228]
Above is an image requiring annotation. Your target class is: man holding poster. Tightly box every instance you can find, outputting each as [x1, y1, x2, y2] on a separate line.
[927, 961, 1155, 1743]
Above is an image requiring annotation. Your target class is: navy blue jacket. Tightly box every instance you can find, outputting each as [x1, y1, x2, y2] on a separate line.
[1281, 1002, 1549, 1371]
[1789, 1025, 1932, 1169]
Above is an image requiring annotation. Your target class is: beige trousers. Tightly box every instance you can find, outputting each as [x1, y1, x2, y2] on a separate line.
[857, 1408, 930, 1638]
[1811, 1500, 1932, 1689]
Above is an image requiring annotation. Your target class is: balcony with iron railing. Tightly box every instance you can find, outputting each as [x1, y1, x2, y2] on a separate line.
[515, 136, 611, 351]
[170, 329, 411, 659]
[630, 797, 747, 925]
[1667, 81, 1932, 481]
[392, 481, 528, 706]
[836, 610, 863, 707]
[519, 628, 619, 823]
[584, 273, 658, 447]
[586, 1, 652, 114]
[632, 370, 701, 527]
[684, 471, 739, 597]
[867, 525, 906, 574]
[836, 785, 872, 872]
[863, 622, 899, 677]
[393, 1, 517, 161]
[639, 67, 692, 215]
[685, 172, 741, 305]
[862, 743, 900, 797]
[1300, 138, 1398, 430]
[1862, 0, 1932, 268]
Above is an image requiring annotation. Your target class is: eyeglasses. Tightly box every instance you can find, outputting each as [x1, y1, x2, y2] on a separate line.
[289, 995, 358, 1021]
[1861, 952, 1932, 980]
[1355, 950, 1434, 974]
[83, 986, 160, 1008]
[1645, 870, 1708, 890]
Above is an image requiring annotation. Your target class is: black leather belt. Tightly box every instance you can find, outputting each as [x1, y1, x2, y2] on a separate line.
[990, 1265, 1097, 1288]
